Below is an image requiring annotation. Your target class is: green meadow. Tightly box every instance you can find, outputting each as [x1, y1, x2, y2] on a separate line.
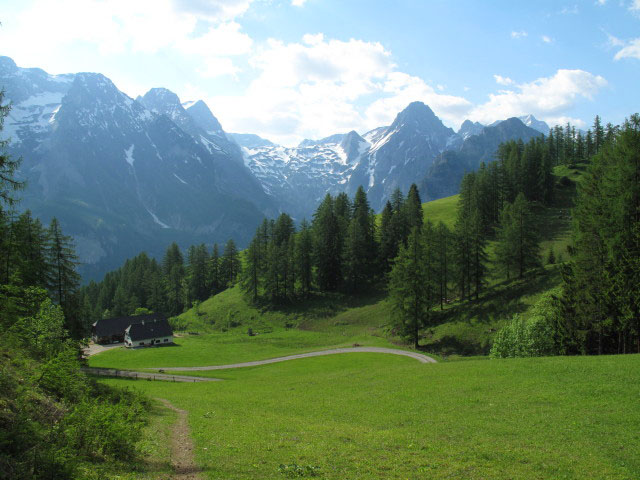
[89, 171, 629, 479]
[101, 353, 640, 479]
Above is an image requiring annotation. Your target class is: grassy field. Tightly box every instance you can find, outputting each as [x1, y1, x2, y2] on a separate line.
[422, 194, 459, 227]
[100, 353, 640, 479]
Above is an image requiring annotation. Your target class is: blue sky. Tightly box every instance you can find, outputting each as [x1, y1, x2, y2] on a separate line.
[1, 0, 639, 145]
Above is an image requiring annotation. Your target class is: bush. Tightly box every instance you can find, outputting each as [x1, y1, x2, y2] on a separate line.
[491, 288, 565, 358]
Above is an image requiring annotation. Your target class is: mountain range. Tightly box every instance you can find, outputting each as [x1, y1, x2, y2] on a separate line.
[1, 56, 545, 280]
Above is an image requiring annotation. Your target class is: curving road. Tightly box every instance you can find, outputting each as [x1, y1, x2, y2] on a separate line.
[150, 346, 437, 372]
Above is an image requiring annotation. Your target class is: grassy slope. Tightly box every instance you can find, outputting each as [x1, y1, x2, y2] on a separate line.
[89, 287, 397, 369]
[100, 353, 640, 480]
[422, 193, 459, 227]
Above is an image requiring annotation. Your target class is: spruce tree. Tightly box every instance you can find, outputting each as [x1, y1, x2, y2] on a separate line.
[388, 227, 435, 349]
[495, 193, 540, 280]
[313, 194, 341, 291]
[221, 239, 241, 287]
[45, 218, 81, 335]
[241, 235, 261, 303]
[378, 201, 396, 273]
[0, 91, 24, 211]
[404, 183, 423, 232]
[295, 219, 313, 298]
[208, 243, 221, 294]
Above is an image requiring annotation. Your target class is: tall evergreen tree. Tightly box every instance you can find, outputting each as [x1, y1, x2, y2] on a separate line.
[0, 91, 24, 211]
[388, 227, 435, 349]
[221, 238, 241, 287]
[45, 218, 81, 335]
[404, 183, 423, 232]
[295, 219, 313, 298]
[241, 235, 261, 303]
[208, 243, 221, 295]
[313, 194, 341, 291]
[495, 193, 540, 280]
[379, 201, 396, 273]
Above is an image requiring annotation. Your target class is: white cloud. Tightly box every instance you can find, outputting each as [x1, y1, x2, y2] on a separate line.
[171, 0, 255, 21]
[596, 0, 607, 5]
[543, 115, 587, 129]
[0, 0, 253, 79]
[206, 35, 471, 145]
[292, 0, 308, 6]
[511, 31, 528, 39]
[542, 35, 553, 43]
[177, 22, 253, 57]
[614, 38, 640, 60]
[470, 69, 607, 125]
[494, 75, 514, 86]
[630, 0, 640, 11]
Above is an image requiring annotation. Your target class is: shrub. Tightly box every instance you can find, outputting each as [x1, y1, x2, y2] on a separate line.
[491, 287, 565, 358]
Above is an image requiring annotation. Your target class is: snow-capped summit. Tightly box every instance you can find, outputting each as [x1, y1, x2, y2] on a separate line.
[458, 119, 485, 140]
[339, 131, 369, 165]
[518, 114, 550, 134]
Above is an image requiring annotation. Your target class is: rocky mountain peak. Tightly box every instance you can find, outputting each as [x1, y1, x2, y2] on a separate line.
[339, 130, 367, 163]
[518, 114, 550, 134]
[140, 88, 182, 115]
[185, 100, 224, 135]
[0, 56, 18, 75]
[63, 73, 132, 111]
[458, 119, 484, 139]
[389, 101, 454, 137]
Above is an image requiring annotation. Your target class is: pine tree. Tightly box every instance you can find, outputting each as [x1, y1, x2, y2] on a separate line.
[313, 194, 341, 291]
[0, 91, 24, 212]
[221, 239, 241, 287]
[208, 243, 221, 295]
[404, 183, 423, 232]
[187, 244, 209, 303]
[45, 218, 81, 335]
[388, 227, 435, 349]
[435, 221, 451, 309]
[162, 243, 185, 316]
[241, 235, 261, 303]
[378, 201, 396, 273]
[11, 211, 49, 288]
[295, 219, 313, 298]
[495, 193, 540, 280]
[593, 115, 604, 154]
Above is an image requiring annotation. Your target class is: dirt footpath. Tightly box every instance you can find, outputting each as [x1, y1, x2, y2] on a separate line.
[156, 398, 204, 480]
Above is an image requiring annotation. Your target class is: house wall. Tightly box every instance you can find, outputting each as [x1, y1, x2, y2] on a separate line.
[125, 336, 173, 348]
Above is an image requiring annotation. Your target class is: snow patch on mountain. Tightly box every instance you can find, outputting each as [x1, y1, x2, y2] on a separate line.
[5, 91, 66, 141]
[124, 144, 135, 166]
[146, 208, 170, 229]
[173, 173, 188, 184]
